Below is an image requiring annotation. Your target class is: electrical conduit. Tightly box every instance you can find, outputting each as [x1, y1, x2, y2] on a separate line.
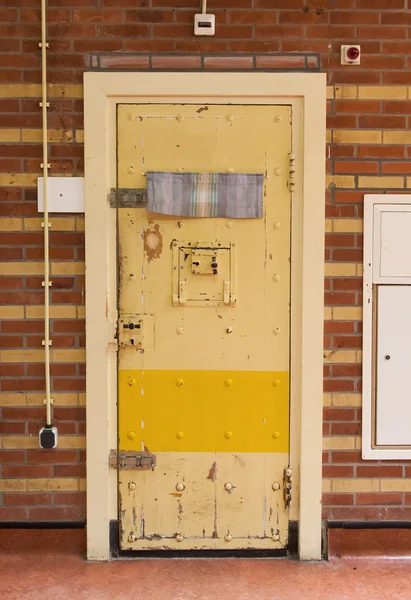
[40, 0, 53, 430]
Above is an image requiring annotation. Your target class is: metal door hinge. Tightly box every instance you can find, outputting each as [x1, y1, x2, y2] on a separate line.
[109, 188, 147, 208]
[288, 153, 296, 192]
[109, 450, 156, 471]
[283, 466, 292, 508]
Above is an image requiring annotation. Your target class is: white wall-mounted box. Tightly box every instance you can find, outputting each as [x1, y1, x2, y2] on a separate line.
[37, 177, 85, 213]
[363, 195, 411, 459]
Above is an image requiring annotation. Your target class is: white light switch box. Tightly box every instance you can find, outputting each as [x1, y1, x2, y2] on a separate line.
[37, 177, 85, 213]
[194, 13, 215, 36]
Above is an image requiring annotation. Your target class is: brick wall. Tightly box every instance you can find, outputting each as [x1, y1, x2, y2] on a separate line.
[1, 0, 411, 523]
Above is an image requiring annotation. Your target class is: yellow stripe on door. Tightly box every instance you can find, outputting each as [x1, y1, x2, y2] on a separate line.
[119, 369, 289, 453]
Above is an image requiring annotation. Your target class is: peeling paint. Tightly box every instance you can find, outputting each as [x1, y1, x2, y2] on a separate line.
[143, 223, 163, 262]
[207, 461, 217, 482]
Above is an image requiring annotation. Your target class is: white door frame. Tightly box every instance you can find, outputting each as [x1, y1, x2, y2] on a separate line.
[84, 72, 326, 561]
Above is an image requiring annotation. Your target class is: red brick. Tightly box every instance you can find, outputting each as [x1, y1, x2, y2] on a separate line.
[384, 101, 411, 115]
[333, 507, 381, 520]
[323, 493, 355, 506]
[27, 450, 78, 463]
[26, 277, 74, 290]
[0, 422, 26, 434]
[54, 464, 86, 477]
[331, 451, 362, 464]
[324, 322, 355, 334]
[51, 292, 83, 304]
[53, 320, 85, 333]
[332, 365, 362, 378]
[359, 115, 406, 129]
[3, 408, 44, 420]
[48, 23, 98, 37]
[333, 249, 363, 261]
[334, 191, 364, 204]
[381, 11, 411, 25]
[152, 56, 201, 69]
[357, 0, 404, 6]
[0, 99, 20, 112]
[323, 465, 354, 478]
[3, 465, 52, 478]
[55, 492, 86, 505]
[256, 55, 305, 69]
[0, 365, 25, 378]
[0, 276, 23, 290]
[26, 247, 74, 259]
[204, 56, 253, 69]
[333, 278, 362, 291]
[73, 40, 123, 52]
[72, 9, 123, 21]
[356, 494, 403, 506]
[335, 161, 378, 174]
[100, 24, 150, 36]
[357, 466, 403, 478]
[26, 334, 75, 348]
[279, 10, 328, 24]
[28, 507, 80, 520]
[125, 40, 175, 52]
[326, 234, 355, 247]
[126, 9, 174, 22]
[381, 508, 411, 520]
[0, 292, 43, 305]
[0, 508, 27, 520]
[324, 292, 356, 305]
[358, 145, 405, 159]
[324, 408, 356, 422]
[4, 494, 51, 506]
[53, 379, 86, 392]
[383, 41, 411, 54]
[1, 379, 45, 392]
[0, 335, 23, 347]
[229, 10, 277, 24]
[0, 450, 26, 463]
[98, 55, 149, 69]
[332, 71, 381, 85]
[282, 40, 329, 53]
[231, 41, 281, 52]
[333, 335, 362, 349]
[330, 11, 379, 24]
[358, 26, 406, 40]
[331, 423, 361, 435]
[175, 40, 228, 52]
[382, 162, 411, 174]
[323, 380, 355, 392]
[334, 100, 381, 114]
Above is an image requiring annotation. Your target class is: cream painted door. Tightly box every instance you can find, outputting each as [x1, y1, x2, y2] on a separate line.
[117, 103, 292, 551]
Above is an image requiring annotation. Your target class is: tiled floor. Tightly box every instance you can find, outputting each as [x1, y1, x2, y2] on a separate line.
[2, 530, 411, 600]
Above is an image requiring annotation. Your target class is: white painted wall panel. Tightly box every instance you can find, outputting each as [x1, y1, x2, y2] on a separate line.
[376, 285, 411, 446]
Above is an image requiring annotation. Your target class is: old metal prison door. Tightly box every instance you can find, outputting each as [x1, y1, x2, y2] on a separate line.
[117, 104, 292, 551]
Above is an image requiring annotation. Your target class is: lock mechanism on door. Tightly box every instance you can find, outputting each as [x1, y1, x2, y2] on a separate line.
[119, 314, 155, 349]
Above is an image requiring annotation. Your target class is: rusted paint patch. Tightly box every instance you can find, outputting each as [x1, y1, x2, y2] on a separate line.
[196, 106, 209, 114]
[143, 223, 163, 262]
[207, 461, 217, 482]
[170, 492, 182, 498]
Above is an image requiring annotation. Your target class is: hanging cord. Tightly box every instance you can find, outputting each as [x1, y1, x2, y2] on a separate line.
[40, 0, 52, 427]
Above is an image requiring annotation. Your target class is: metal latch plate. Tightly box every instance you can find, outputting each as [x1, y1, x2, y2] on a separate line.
[110, 450, 156, 471]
